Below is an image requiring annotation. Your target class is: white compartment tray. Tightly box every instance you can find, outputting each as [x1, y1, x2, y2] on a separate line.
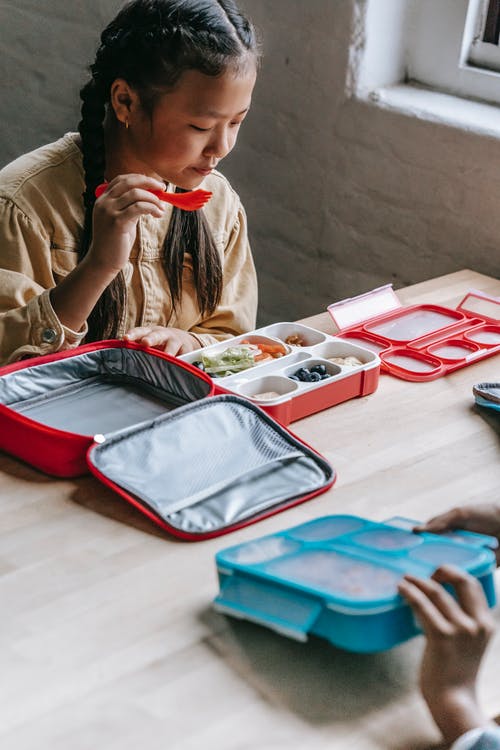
[180, 322, 381, 424]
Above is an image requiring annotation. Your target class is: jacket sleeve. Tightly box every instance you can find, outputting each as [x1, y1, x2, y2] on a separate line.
[189, 203, 258, 348]
[0, 198, 87, 366]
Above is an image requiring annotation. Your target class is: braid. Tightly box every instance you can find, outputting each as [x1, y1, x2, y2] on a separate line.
[76, 0, 258, 341]
[79, 78, 106, 211]
[78, 77, 126, 341]
[216, 0, 257, 51]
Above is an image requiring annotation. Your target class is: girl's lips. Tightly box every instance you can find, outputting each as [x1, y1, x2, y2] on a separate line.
[193, 167, 214, 176]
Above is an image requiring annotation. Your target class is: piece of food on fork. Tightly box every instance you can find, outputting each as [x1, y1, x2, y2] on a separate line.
[94, 182, 212, 211]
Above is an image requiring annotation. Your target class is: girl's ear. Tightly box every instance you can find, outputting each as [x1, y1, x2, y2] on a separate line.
[110, 78, 140, 126]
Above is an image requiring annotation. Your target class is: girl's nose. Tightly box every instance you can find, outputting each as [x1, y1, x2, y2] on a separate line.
[204, 127, 231, 158]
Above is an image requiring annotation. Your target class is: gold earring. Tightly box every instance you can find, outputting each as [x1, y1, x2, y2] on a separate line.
[125, 120, 129, 130]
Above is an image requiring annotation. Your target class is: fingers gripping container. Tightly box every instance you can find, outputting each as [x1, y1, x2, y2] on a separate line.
[328, 285, 500, 382]
[213, 515, 498, 652]
[180, 322, 380, 425]
[0, 341, 335, 539]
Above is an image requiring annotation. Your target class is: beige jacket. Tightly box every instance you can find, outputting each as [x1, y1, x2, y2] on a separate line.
[0, 133, 258, 365]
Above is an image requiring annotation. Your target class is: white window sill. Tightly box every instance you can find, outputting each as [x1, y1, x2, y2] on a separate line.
[364, 83, 500, 140]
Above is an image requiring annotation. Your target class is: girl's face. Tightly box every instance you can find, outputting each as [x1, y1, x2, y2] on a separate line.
[117, 66, 256, 189]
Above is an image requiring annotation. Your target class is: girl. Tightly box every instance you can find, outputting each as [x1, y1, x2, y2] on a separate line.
[0, 0, 259, 365]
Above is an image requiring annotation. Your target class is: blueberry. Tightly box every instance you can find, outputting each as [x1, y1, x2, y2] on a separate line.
[293, 368, 308, 381]
[321, 373, 331, 379]
[289, 374, 300, 381]
[192, 360, 204, 370]
[311, 364, 326, 376]
[309, 372, 321, 382]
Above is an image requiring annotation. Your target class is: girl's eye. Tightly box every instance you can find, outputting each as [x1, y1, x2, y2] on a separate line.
[190, 125, 211, 132]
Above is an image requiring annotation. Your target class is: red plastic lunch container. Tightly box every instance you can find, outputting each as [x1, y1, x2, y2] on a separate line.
[329, 286, 500, 382]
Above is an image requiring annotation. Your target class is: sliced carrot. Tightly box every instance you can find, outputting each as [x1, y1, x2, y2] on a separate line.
[258, 343, 287, 355]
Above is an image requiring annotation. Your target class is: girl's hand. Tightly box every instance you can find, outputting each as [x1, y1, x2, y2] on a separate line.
[88, 174, 167, 275]
[414, 504, 500, 564]
[398, 565, 495, 744]
[124, 326, 201, 356]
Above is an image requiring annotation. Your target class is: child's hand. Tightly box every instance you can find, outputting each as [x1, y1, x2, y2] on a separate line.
[398, 565, 495, 744]
[414, 504, 500, 564]
[89, 174, 167, 276]
[124, 326, 200, 356]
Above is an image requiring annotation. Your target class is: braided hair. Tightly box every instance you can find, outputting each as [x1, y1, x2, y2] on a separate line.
[78, 0, 258, 341]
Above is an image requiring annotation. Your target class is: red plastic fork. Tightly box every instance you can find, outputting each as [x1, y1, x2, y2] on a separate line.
[94, 183, 212, 211]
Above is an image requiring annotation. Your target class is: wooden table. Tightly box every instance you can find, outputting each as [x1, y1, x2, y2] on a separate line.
[1, 269, 499, 750]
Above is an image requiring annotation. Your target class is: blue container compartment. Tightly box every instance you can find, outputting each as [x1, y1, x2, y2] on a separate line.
[286, 514, 368, 541]
[384, 515, 500, 551]
[214, 515, 497, 653]
[346, 527, 422, 552]
[263, 548, 403, 603]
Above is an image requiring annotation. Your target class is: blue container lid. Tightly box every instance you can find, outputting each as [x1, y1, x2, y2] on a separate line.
[215, 515, 498, 628]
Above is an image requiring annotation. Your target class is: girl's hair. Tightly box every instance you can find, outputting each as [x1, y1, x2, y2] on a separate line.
[78, 0, 258, 341]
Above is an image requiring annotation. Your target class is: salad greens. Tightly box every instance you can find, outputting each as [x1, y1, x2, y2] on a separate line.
[201, 345, 258, 376]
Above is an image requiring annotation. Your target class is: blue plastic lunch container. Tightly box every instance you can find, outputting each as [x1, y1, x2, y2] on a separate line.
[213, 514, 498, 653]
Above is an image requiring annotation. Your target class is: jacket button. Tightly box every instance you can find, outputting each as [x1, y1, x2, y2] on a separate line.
[41, 328, 57, 343]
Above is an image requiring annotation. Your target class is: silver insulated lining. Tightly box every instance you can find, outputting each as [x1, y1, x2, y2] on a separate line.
[88, 395, 334, 535]
[0, 347, 211, 436]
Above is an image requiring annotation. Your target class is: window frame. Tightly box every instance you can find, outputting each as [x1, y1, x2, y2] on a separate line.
[405, 0, 500, 105]
[468, 0, 500, 73]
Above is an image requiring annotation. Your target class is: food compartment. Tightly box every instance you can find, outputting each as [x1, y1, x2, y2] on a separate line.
[408, 540, 485, 567]
[381, 348, 443, 377]
[224, 351, 311, 385]
[284, 358, 342, 386]
[365, 305, 463, 342]
[287, 515, 369, 541]
[427, 339, 481, 361]
[219, 535, 301, 565]
[258, 322, 327, 347]
[186, 334, 291, 379]
[464, 325, 500, 346]
[309, 340, 379, 368]
[234, 375, 298, 403]
[263, 549, 402, 602]
[348, 527, 422, 552]
[250, 350, 379, 424]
